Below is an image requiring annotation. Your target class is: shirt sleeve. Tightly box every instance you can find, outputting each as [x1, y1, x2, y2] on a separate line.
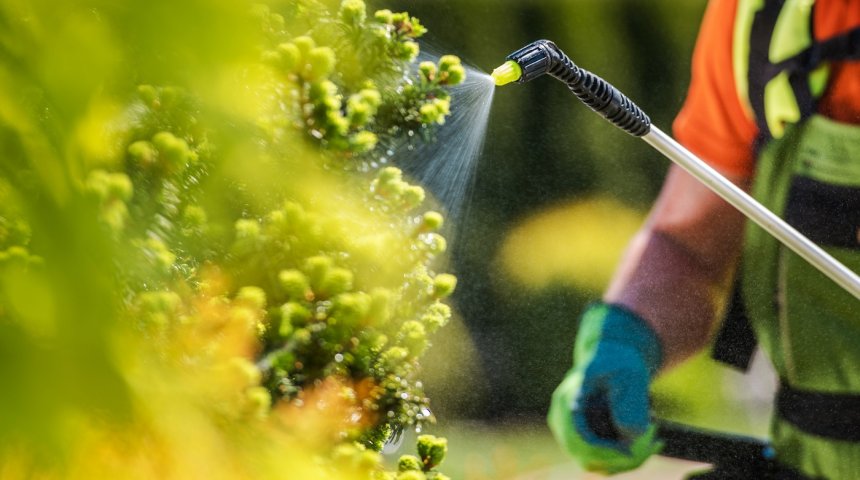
[672, 0, 759, 178]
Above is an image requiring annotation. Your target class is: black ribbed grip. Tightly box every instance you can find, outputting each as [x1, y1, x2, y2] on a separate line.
[506, 40, 651, 136]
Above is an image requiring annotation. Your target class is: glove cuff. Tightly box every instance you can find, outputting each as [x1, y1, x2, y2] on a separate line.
[576, 302, 663, 377]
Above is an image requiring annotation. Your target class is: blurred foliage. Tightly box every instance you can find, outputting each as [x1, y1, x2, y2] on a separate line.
[496, 196, 645, 293]
[0, 0, 472, 477]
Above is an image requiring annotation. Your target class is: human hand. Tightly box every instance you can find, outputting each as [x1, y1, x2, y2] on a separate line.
[547, 303, 663, 474]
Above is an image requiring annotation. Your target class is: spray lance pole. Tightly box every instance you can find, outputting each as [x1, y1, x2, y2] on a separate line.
[492, 39, 860, 300]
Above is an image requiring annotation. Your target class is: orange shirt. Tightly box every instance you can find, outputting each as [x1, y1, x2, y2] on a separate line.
[673, 0, 860, 178]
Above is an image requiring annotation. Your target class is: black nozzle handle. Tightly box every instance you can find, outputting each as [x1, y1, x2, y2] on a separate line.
[507, 40, 651, 137]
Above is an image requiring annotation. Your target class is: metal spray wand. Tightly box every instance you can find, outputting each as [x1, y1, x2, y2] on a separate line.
[492, 39, 860, 300]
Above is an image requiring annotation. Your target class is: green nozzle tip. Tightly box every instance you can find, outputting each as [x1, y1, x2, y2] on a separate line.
[491, 60, 521, 86]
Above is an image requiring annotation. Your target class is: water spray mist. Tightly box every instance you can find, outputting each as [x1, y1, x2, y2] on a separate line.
[492, 39, 860, 300]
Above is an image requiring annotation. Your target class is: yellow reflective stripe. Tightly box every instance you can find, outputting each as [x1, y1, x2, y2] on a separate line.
[769, 0, 814, 62]
[733, 0, 764, 119]
[765, 0, 812, 137]
[765, 71, 802, 138]
[809, 64, 829, 97]
[733, 0, 831, 138]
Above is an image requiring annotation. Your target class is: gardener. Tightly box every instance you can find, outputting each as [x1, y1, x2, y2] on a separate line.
[547, 0, 860, 478]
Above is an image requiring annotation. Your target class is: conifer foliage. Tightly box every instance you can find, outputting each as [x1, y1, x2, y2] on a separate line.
[0, 0, 463, 477]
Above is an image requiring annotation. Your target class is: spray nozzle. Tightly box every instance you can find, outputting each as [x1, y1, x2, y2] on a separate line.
[492, 40, 565, 85]
[491, 61, 522, 86]
[493, 39, 651, 136]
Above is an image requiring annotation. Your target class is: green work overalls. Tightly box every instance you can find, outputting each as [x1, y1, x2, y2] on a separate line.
[731, 1, 860, 477]
[744, 115, 860, 479]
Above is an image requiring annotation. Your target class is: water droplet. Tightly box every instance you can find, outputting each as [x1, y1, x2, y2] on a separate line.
[382, 428, 405, 454]
[334, 353, 344, 362]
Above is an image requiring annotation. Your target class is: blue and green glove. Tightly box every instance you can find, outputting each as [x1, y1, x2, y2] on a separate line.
[548, 302, 664, 474]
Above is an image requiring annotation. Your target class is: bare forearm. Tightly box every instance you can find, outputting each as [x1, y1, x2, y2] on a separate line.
[605, 229, 738, 368]
[603, 166, 747, 369]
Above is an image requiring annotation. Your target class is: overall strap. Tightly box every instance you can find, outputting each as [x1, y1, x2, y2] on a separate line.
[746, 0, 860, 141]
[777, 380, 860, 442]
[711, 281, 756, 371]
[770, 26, 860, 127]
[747, 0, 790, 141]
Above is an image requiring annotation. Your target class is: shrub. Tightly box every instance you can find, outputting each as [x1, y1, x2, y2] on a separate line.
[0, 0, 463, 477]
